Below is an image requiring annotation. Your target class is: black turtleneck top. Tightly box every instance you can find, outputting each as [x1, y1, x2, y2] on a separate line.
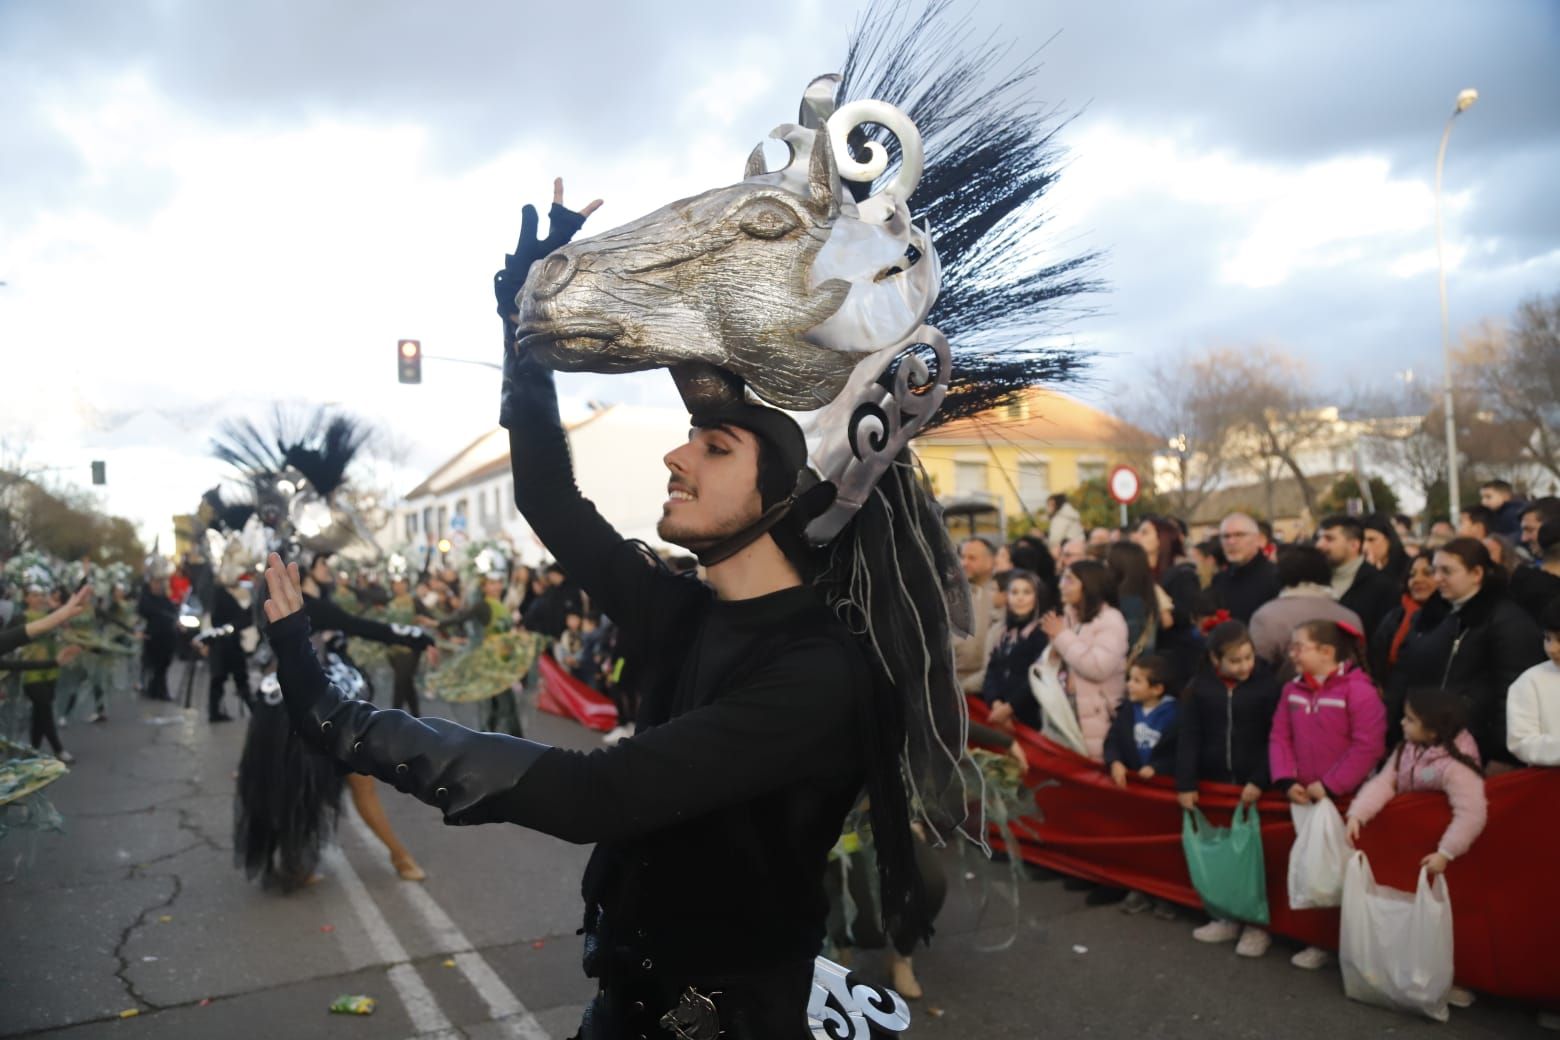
[267, 358, 870, 985]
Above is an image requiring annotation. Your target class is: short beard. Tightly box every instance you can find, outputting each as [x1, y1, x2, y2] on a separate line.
[657, 503, 761, 555]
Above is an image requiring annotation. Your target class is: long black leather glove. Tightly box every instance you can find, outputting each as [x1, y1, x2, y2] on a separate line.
[492, 202, 587, 322]
[266, 609, 547, 825]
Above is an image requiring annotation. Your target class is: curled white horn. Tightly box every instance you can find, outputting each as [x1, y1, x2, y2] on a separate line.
[826, 100, 924, 225]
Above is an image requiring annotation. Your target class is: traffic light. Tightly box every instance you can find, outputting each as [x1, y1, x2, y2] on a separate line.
[397, 339, 422, 384]
[91, 460, 106, 485]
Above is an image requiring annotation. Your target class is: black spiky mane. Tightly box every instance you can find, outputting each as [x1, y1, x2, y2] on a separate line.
[839, 0, 1101, 425]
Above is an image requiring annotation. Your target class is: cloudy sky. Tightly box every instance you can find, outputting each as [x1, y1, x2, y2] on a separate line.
[3, 0, 1557, 547]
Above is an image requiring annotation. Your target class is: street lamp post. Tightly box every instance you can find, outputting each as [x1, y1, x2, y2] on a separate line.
[1435, 87, 1478, 525]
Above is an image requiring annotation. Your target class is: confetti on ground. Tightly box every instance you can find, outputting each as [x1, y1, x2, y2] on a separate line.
[141, 956, 158, 962]
[964, 871, 977, 880]
[531, 940, 545, 949]
[158, 915, 173, 923]
[1072, 944, 1089, 954]
[442, 959, 456, 968]
[329, 995, 376, 1016]
[199, 999, 211, 1007]
[319, 924, 335, 933]
[927, 1006, 945, 1018]
[119, 1009, 140, 1019]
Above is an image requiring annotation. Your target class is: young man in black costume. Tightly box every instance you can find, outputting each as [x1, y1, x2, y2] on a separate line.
[262, 184, 929, 1037]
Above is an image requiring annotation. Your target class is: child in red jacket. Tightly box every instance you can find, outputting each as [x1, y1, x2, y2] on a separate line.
[1269, 618, 1387, 971]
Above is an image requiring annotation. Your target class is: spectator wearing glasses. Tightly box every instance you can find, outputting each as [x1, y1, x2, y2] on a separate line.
[1209, 513, 1280, 624]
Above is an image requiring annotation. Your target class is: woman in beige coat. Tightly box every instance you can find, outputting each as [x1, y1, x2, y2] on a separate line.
[1041, 560, 1130, 761]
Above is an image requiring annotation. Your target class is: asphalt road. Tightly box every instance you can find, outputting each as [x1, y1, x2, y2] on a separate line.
[1, 664, 1552, 1039]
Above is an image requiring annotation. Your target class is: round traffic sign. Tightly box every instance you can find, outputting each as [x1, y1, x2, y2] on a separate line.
[1108, 465, 1141, 505]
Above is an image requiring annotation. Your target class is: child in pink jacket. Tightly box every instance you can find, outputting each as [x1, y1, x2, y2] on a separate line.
[1270, 619, 1387, 971]
[1269, 619, 1387, 803]
[1346, 685, 1487, 874]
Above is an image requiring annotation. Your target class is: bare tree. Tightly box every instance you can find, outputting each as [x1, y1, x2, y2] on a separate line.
[1223, 347, 1334, 515]
[1463, 293, 1560, 484]
[1133, 351, 1245, 518]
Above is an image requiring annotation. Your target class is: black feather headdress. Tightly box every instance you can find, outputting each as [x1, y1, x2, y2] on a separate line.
[211, 406, 370, 499]
[200, 486, 257, 534]
[838, 0, 1101, 424]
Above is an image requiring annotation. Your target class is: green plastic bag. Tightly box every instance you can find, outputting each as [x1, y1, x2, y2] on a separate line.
[1182, 804, 1269, 925]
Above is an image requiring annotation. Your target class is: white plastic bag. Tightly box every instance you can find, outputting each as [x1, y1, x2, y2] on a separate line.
[1030, 652, 1086, 756]
[1339, 851, 1454, 1022]
[1287, 798, 1349, 909]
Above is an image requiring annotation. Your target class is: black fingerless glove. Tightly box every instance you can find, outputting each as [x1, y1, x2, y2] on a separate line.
[492, 202, 588, 322]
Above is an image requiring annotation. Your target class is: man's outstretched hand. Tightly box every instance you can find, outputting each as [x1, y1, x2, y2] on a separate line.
[262, 553, 305, 624]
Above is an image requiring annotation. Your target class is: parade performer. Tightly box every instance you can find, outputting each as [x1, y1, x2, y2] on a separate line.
[211, 417, 438, 888]
[264, 5, 1089, 1031]
[137, 563, 178, 702]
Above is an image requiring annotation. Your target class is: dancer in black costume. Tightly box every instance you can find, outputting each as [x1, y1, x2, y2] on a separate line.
[264, 195, 934, 1038]
[263, 3, 1095, 1027]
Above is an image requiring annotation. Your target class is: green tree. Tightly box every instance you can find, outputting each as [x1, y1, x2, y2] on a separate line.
[1317, 475, 1400, 518]
[1071, 477, 1168, 532]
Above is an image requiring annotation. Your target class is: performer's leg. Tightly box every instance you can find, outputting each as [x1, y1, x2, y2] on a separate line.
[208, 663, 228, 720]
[886, 834, 946, 1000]
[346, 773, 426, 881]
[390, 654, 421, 718]
[232, 657, 252, 711]
[25, 681, 65, 756]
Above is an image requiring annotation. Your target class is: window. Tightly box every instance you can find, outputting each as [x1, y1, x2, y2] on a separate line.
[954, 460, 987, 495]
[1017, 460, 1050, 511]
[405, 513, 418, 540]
[454, 498, 469, 518]
[422, 507, 434, 537]
[1077, 461, 1106, 486]
[436, 505, 448, 535]
[1005, 400, 1026, 422]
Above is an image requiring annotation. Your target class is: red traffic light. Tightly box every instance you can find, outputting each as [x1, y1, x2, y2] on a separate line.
[397, 339, 422, 384]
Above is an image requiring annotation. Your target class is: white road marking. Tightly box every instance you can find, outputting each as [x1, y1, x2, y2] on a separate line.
[342, 810, 552, 1040]
[322, 844, 455, 1037]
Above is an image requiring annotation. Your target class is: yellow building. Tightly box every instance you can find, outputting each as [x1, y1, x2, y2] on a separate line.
[913, 388, 1155, 529]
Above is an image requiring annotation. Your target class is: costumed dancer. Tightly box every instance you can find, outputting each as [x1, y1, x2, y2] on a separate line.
[137, 559, 179, 702]
[435, 551, 526, 736]
[197, 492, 262, 723]
[383, 560, 430, 718]
[2, 585, 91, 758]
[10, 576, 83, 762]
[261, 5, 1091, 1029]
[211, 413, 438, 888]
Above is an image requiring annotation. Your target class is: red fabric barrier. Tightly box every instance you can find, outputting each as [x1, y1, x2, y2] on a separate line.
[535, 653, 619, 732]
[969, 696, 1560, 1006]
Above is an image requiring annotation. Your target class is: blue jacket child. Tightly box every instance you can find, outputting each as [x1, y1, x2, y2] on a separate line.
[1104, 654, 1180, 780]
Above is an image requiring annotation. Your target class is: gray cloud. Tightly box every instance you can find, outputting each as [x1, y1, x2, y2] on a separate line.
[5, 0, 1559, 530]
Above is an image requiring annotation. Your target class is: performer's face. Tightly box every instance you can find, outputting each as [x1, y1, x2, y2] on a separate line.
[658, 425, 764, 552]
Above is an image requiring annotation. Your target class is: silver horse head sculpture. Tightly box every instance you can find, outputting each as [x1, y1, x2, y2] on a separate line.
[513, 75, 950, 542]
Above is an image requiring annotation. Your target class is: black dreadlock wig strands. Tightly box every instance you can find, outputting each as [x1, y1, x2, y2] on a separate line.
[839, 0, 1101, 424]
[814, 450, 980, 943]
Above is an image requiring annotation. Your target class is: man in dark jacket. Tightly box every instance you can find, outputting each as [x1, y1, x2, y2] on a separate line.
[137, 575, 180, 702]
[1509, 521, 1560, 625]
[1210, 513, 1280, 623]
[205, 580, 254, 722]
[1317, 515, 1397, 640]
[520, 563, 581, 639]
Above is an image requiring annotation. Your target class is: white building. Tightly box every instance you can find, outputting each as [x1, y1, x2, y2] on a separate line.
[381, 403, 692, 566]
